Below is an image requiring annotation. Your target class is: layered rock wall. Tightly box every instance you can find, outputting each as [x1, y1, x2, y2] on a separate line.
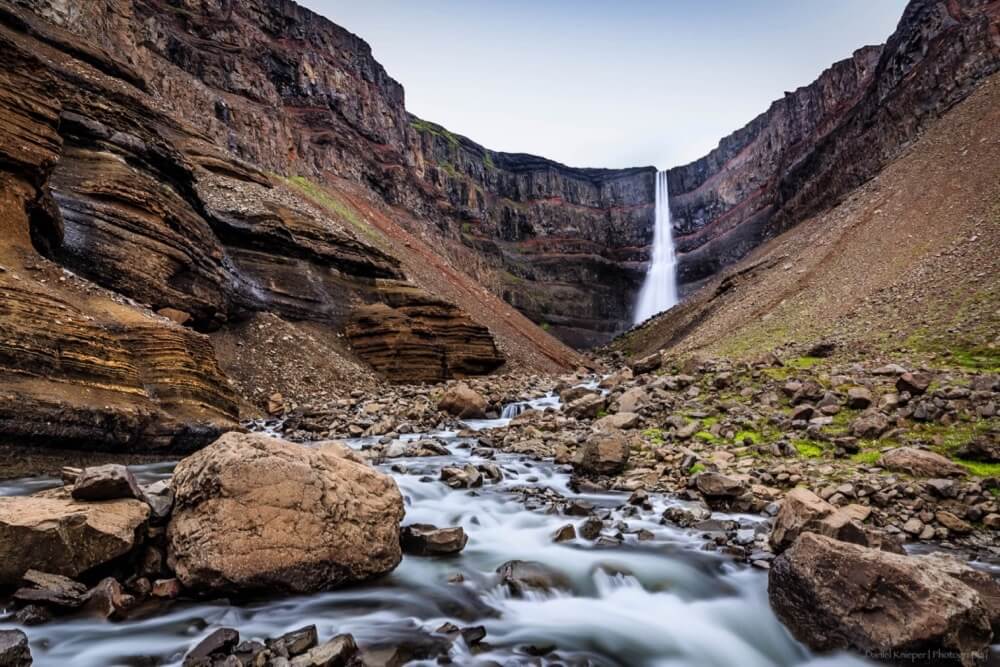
[0, 0, 507, 452]
[406, 122, 655, 347]
[667, 0, 1000, 287]
[16, 0, 655, 349]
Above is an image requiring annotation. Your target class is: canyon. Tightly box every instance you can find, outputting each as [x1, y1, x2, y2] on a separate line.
[0, 1, 997, 666]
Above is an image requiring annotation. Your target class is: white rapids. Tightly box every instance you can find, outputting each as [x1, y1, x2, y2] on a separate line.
[0, 388, 877, 667]
[634, 170, 679, 325]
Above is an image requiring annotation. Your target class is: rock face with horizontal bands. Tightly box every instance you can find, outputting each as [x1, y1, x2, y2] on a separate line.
[167, 433, 404, 595]
[769, 533, 993, 666]
[667, 0, 1000, 289]
[0, 492, 149, 585]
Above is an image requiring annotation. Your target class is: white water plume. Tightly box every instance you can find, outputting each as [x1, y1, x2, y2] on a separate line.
[634, 170, 679, 324]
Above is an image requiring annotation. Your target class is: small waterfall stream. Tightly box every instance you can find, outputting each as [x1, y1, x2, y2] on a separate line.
[634, 170, 679, 324]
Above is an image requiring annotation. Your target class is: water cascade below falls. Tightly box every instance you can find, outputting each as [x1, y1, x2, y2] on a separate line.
[634, 170, 679, 324]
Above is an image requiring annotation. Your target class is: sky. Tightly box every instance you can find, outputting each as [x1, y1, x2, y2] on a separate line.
[299, 1, 908, 170]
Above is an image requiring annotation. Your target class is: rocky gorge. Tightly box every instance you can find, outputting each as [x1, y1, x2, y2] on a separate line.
[0, 348, 998, 665]
[0, 0, 998, 665]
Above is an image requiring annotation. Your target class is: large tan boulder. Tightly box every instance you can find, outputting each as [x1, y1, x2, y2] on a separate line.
[167, 433, 404, 595]
[437, 383, 488, 419]
[881, 447, 967, 478]
[0, 492, 149, 585]
[769, 533, 993, 666]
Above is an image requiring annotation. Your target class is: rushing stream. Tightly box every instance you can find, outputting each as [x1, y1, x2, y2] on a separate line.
[0, 392, 880, 667]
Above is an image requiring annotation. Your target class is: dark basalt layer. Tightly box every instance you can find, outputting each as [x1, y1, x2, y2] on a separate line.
[667, 0, 1000, 287]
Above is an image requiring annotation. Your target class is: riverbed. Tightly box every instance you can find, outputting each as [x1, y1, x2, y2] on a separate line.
[0, 393, 883, 667]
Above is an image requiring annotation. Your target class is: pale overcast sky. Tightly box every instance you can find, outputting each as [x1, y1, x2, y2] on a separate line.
[299, 1, 907, 170]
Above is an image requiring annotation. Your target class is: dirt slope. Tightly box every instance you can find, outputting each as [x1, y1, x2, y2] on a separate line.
[615, 73, 1000, 369]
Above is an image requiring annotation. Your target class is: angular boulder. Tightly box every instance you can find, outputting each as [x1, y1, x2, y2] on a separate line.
[592, 412, 640, 431]
[769, 533, 993, 666]
[437, 383, 488, 419]
[0, 492, 149, 585]
[897, 372, 932, 395]
[881, 447, 967, 478]
[693, 472, 746, 498]
[574, 432, 630, 476]
[167, 433, 404, 595]
[615, 387, 648, 414]
[71, 464, 143, 502]
[770, 488, 892, 553]
[849, 411, 891, 439]
[564, 393, 607, 419]
[400, 524, 468, 556]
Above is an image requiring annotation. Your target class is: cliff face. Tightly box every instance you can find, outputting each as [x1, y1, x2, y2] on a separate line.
[22, 0, 648, 349]
[666, 46, 882, 286]
[405, 122, 655, 348]
[667, 0, 1000, 288]
[0, 0, 522, 451]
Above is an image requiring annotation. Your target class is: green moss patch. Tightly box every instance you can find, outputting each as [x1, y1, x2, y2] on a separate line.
[793, 440, 824, 458]
[956, 460, 1000, 478]
[642, 428, 665, 445]
[281, 176, 382, 243]
[410, 117, 461, 148]
[850, 450, 882, 465]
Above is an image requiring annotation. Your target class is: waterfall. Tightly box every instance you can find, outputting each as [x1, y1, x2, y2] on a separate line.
[633, 170, 678, 324]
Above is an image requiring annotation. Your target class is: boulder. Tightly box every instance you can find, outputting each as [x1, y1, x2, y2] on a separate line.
[559, 386, 596, 404]
[956, 437, 1000, 463]
[920, 554, 1000, 633]
[13, 570, 88, 609]
[289, 634, 357, 667]
[574, 432, 630, 476]
[769, 533, 993, 666]
[82, 577, 135, 620]
[400, 524, 468, 556]
[496, 560, 570, 596]
[770, 488, 891, 553]
[184, 628, 240, 666]
[383, 439, 449, 459]
[268, 625, 318, 658]
[693, 472, 745, 498]
[440, 464, 483, 489]
[593, 412, 640, 431]
[71, 464, 143, 502]
[897, 372, 932, 395]
[167, 433, 404, 595]
[437, 383, 488, 419]
[0, 630, 31, 667]
[881, 447, 967, 478]
[564, 393, 607, 419]
[846, 387, 873, 409]
[0, 493, 149, 585]
[615, 387, 648, 414]
[142, 479, 175, 522]
[630, 352, 662, 375]
[849, 411, 890, 439]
